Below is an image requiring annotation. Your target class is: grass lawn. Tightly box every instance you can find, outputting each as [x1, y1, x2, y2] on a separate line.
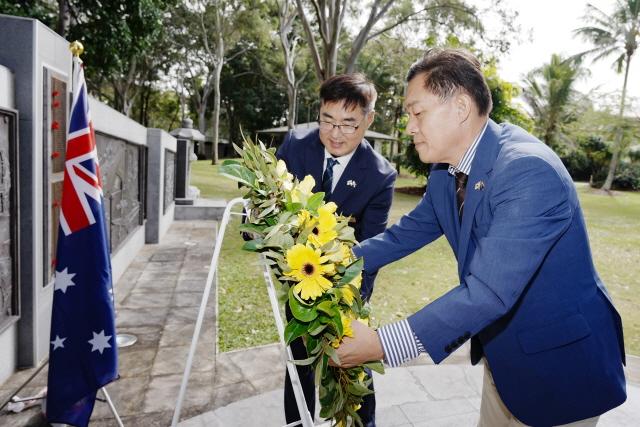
[193, 160, 640, 355]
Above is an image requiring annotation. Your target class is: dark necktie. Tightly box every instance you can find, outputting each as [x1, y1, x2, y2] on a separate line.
[322, 158, 339, 198]
[455, 172, 468, 222]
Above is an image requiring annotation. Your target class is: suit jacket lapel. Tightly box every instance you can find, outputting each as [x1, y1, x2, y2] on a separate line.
[330, 141, 368, 208]
[306, 137, 325, 193]
[457, 120, 501, 278]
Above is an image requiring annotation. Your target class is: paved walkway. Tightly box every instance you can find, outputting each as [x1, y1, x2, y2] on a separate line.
[1, 220, 638, 426]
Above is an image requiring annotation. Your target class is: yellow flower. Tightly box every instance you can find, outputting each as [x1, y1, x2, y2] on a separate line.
[357, 370, 366, 382]
[330, 313, 354, 348]
[339, 243, 354, 266]
[340, 286, 355, 305]
[297, 209, 312, 227]
[343, 314, 354, 338]
[350, 272, 362, 290]
[323, 202, 338, 213]
[308, 203, 338, 247]
[285, 244, 334, 300]
[291, 175, 315, 203]
[275, 159, 288, 177]
[275, 160, 294, 191]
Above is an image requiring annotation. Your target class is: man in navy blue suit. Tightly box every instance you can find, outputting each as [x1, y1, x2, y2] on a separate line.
[277, 73, 397, 427]
[334, 49, 626, 426]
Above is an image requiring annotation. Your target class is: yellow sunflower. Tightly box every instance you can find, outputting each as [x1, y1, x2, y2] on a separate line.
[308, 203, 338, 247]
[285, 244, 335, 300]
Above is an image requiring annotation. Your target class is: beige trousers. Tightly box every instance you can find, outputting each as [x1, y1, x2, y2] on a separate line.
[478, 361, 599, 427]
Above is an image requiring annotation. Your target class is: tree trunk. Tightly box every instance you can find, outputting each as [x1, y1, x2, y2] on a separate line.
[198, 106, 207, 135]
[56, 0, 70, 37]
[279, 1, 298, 129]
[295, 0, 325, 81]
[211, 63, 222, 165]
[286, 85, 297, 129]
[601, 54, 631, 191]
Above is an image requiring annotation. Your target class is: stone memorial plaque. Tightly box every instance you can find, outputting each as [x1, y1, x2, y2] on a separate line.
[0, 110, 17, 324]
[96, 133, 142, 252]
[164, 150, 175, 213]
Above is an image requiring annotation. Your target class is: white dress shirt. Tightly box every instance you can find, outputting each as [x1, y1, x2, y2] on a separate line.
[323, 148, 357, 192]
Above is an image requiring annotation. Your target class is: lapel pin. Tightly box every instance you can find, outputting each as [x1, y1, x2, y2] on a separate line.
[474, 181, 485, 191]
[347, 180, 357, 188]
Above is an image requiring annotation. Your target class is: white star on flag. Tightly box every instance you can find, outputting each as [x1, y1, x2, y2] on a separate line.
[54, 268, 76, 293]
[51, 335, 66, 351]
[88, 330, 112, 354]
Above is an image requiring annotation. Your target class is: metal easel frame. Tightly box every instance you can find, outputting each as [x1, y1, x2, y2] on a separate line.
[171, 198, 315, 427]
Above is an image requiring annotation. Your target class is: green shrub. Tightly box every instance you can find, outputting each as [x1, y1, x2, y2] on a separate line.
[612, 162, 640, 191]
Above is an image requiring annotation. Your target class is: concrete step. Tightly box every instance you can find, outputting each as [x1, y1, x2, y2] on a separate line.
[174, 198, 227, 221]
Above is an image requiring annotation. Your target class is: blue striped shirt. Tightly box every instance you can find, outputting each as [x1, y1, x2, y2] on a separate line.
[377, 120, 488, 367]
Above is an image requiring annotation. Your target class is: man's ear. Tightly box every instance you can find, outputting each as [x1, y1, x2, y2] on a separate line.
[366, 110, 375, 127]
[456, 92, 472, 124]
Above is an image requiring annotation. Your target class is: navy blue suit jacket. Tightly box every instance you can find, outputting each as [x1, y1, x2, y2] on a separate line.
[277, 128, 397, 300]
[354, 120, 626, 426]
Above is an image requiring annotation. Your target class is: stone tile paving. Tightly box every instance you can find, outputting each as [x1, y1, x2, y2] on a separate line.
[0, 220, 227, 426]
[181, 354, 640, 427]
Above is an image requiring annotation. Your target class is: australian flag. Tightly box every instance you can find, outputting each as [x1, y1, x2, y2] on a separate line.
[46, 54, 118, 427]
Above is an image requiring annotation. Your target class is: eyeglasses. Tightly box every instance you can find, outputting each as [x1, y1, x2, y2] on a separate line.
[318, 119, 362, 135]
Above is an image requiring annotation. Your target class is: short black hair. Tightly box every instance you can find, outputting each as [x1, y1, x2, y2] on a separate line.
[319, 73, 377, 113]
[406, 48, 492, 116]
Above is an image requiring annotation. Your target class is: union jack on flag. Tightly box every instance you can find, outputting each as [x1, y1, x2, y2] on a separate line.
[47, 53, 118, 427]
[59, 56, 103, 235]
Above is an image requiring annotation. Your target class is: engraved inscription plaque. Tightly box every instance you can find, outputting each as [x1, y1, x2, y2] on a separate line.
[164, 150, 175, 213]
[0, 110, 17, 325]
[96, 133, 142, 252]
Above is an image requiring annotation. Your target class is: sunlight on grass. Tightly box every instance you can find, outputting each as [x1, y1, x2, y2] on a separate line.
[198, 161, 640, 355]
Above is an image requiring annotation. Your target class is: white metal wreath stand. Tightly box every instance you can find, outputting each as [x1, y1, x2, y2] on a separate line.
[171, 198, 316, 427]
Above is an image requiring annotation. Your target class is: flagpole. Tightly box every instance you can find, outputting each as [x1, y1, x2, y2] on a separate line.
[100, 387, 124, 427]
[63, 40, 125, 427]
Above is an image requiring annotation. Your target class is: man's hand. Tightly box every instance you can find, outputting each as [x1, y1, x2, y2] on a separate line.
[333, 319, 384, 368]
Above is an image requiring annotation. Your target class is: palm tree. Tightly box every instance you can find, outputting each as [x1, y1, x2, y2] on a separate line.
[574, 0, 640, 191]
[522, 54, 585, 151]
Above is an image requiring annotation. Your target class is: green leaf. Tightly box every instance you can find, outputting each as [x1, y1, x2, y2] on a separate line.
[238, 223, 266, 234]
[363, 361, 385, 375]
[347, 382, 374, 397]
[219, 163, 257, 188]
[332, 313, 343, 337]
[284, 319, 309, 345]
[324, 343, 341, 366]
[242, 239, 263, 251]
[285, 202, 303, 212]
[288, 288, 318, 322]
[319, 382, 337, 407]
[306, 192, 325, 211]
[306, 335, 322, 354]
[316, 300, 339, 317]
[264, 232, 294, 249]
[308, 318, 327, 335]
[221, 159, 242, 166]
[314, 354, 328, 386]
[291, 354, 319, 366]
[339, 258, 364, 285]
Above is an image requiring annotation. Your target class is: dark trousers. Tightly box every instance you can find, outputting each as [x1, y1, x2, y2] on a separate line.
[283, 306, 376, 426]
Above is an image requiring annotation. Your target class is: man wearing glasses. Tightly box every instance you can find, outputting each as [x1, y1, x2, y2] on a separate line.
[277, 73, 397, 427]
